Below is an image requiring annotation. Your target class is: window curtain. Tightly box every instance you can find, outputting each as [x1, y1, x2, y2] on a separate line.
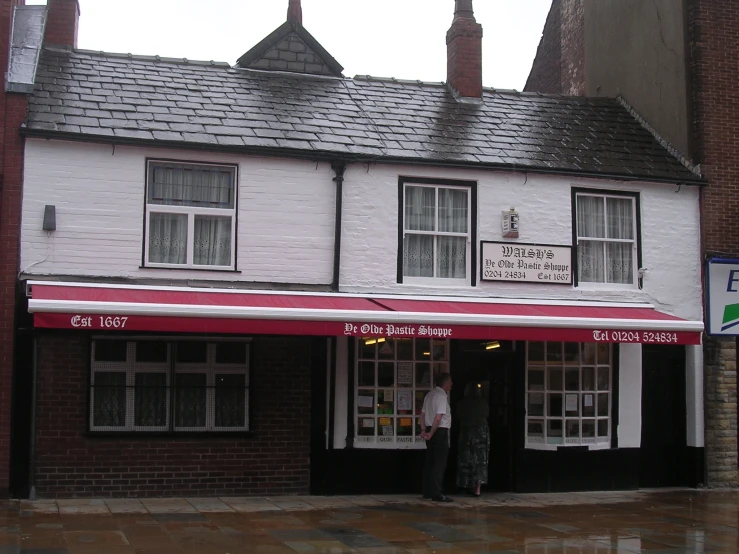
[194, 216, 232, 266]
[148, 213, 187, 264]
[405, 186, 435, 231]
[149, 166, 234, 208]
[437, 189, 467, 278]
[404, 186, 467, 279]
[577, 196, 633, 284]
[404, 235, 433, 277]
[437, 237, 466, 278]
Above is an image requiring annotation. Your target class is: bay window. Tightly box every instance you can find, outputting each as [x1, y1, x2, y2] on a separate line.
[354, 337, 450, 448]
[526, 341, 612, 449]
[145, 161, 237, 269]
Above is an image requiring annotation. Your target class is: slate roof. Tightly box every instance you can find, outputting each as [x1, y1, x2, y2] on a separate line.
[24, 48, 703, 184]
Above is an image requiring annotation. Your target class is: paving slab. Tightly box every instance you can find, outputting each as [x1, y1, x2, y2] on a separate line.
[3, 489, 739, 553]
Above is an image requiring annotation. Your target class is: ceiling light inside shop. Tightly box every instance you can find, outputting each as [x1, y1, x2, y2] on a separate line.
[485, 341, 501, 350]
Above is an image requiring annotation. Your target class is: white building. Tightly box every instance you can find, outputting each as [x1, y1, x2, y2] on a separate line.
[15, 0, 705, 497]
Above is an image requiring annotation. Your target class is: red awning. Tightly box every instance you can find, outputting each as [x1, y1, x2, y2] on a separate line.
[28, 281, 704, 345]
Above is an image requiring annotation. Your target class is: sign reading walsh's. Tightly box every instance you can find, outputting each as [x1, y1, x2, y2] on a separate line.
[707, 259, 739, 335]
[481, 241, 572, 284]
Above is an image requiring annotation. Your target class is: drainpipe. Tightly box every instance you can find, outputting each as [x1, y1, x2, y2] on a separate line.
[331, 161, 346, 292]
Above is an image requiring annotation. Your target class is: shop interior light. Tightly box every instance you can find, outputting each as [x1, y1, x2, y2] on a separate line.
[485, 341, 501, 350]
[364, 338, 386, 346]
[423, 352, 430, 356]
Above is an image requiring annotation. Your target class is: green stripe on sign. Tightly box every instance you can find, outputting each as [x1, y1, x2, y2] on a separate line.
[722, 303, 739, 331]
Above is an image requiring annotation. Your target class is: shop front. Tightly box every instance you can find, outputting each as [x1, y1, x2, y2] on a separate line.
[25, 281, 704, 497]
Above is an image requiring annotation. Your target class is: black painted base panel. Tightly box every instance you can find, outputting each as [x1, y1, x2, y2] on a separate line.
[514, 448, 640, 493]
[317, 446, 705, 495]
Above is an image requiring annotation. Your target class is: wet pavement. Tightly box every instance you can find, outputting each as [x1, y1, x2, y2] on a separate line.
[0, 489, 737, 553]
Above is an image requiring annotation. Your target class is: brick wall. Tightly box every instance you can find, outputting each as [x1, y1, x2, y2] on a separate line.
[524, 0, 585, 95]
[689, 0, 739, 487]
[524, 0, 562, 94]
[0, 0, 28, 497]
[703, 337, 738, 486]
[33, 333, 313, 498]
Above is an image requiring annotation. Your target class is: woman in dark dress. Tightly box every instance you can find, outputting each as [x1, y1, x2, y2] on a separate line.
[455, 382, 490, 496]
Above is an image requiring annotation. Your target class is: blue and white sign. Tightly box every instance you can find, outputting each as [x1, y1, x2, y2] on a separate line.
[707, 259, 739, 335]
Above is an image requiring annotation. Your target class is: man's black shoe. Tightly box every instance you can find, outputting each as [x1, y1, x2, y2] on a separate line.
[431, 495, 454, 502]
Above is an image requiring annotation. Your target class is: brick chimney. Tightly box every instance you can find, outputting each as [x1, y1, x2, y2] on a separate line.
[287, 0, 302, 26]
[447, 0, 483, 99]
[45, 0, 80, 48]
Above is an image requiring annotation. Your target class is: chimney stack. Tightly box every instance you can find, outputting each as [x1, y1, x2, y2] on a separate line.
[45, 0, 80, 48]
[447, 0, 483, 99]
[287, 0, 302, 26]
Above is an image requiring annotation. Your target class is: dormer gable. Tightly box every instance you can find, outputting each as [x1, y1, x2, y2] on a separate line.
[236, 0, 343, 77]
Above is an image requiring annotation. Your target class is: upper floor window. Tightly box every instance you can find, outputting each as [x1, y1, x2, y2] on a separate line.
[575, 191, 638, 285]
[401, 181, 472, 284]
[145, 161, 237, 269]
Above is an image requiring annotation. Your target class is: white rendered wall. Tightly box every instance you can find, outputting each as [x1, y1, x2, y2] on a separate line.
[21, 139, 336, 284]
[340, 164, 703, 322]
[618, 343, 643, 448]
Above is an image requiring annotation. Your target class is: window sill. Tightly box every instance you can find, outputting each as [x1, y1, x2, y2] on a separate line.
[84, 431, 254, 438]
[139, 265, 242, 274]
[524, 442, 611, 452]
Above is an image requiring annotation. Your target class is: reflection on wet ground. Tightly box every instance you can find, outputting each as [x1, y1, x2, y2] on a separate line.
[0, 488, 737, 553]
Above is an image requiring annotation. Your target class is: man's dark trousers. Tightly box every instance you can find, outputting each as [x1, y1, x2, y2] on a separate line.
[423, 427, 449, 498]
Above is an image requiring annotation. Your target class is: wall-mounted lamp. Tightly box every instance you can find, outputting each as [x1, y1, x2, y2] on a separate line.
[502, 207, 519, 238]
[42, 205, 56, 231]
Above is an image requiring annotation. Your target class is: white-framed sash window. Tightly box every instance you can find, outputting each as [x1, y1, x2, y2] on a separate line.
[402, 183, 471, 285]
[575, 192, 638, 285]
[145, 161, 237, 269]
[525, 341, 612, 450]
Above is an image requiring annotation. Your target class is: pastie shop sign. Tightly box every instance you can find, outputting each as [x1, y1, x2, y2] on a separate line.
[481, 241, 572, 284]
[343, 323, 453, 338]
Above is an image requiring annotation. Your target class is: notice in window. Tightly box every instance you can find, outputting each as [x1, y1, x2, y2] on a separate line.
[397, 390, 413, 411]
[565, 394, 578, 412]
[398, 362, 413, 385]
[584, 394, 593, 407]
[400, 417, 412, 427]
[379, 417, 392, 427]
[358, 395, 374, 408]
[362, 418, 375, 428]
[384, 389, 394, 402]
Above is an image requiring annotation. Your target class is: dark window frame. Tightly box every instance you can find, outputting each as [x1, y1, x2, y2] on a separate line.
[570, 187, 642, 288]
[397, 176, 478, 286]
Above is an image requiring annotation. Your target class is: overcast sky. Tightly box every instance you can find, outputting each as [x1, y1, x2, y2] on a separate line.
[28, 0, 552, 90]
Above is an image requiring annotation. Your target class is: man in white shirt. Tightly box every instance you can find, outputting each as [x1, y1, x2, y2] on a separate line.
[420, 373, 453, 502]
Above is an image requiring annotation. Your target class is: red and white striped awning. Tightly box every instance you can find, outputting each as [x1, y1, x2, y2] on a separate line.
[27, 281, 703, 345]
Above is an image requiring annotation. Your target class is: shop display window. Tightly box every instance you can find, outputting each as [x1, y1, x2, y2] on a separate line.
[354, 337, 449, 448]
[526, 341, 611, 449]
[90, 339, 249, 433]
